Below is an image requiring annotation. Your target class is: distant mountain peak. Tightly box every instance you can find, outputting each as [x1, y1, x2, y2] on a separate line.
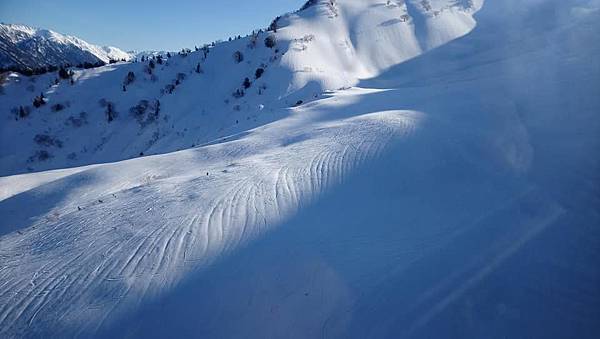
[0, 23, 131, 71]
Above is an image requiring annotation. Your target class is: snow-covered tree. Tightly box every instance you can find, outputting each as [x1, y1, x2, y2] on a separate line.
[233, 51, 244, 63]
[265, 35, 277, 48]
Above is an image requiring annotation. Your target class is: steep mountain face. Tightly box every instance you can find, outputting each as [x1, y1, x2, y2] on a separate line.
[0, 23, 131, 71]
[0, 0, 481, 176]
[276, 0, 483, 90]
[1, 0, 599, 338]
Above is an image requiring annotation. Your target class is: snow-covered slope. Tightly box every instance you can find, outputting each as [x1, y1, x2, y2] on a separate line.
[0, 0, 481, 176]
[0, 0, 599, 338]
[276, 0, 483, 90]
[0, 23, 131, 70]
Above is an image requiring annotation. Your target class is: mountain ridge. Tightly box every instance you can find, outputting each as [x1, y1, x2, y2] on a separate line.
[0, 23, 131, 72]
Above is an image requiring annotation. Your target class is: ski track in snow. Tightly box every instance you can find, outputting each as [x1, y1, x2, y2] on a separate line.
[0, 99, 421, 336]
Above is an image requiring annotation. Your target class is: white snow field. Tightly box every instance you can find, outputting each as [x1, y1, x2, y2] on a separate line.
[1, 0, 600, 338]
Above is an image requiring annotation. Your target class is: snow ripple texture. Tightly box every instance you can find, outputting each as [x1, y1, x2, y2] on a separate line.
[0, 104, 420, 337]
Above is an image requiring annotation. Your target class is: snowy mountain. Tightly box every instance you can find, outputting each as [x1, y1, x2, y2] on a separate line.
[0, 0, 482, 176]
[0, 23, 131, 71]
[0, 0, 599, 338]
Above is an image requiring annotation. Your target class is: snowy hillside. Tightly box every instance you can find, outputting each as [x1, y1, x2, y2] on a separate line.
[0, 23, 131, 71]
[0, 0, 481, 176]
[129, 50, 175, 60]
[1, 0, 599, 338]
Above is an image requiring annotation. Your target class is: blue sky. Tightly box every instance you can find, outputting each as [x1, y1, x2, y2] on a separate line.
[0, 0, 306, 51]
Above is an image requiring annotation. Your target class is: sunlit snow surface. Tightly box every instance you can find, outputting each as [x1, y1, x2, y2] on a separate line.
[1, 0, 599, 338]
[0, 23, 131, 67]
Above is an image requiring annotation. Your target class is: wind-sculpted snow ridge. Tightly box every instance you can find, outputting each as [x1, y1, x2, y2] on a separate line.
[0, 90, 422, 337]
